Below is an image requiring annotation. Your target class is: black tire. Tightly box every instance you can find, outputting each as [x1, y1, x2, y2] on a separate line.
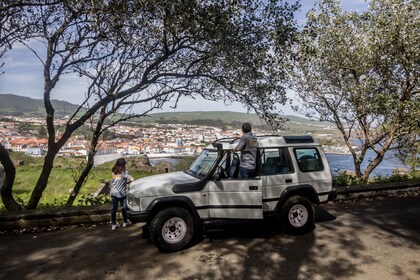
[279, 195, 315, 235]
[149, 207, 194, 253]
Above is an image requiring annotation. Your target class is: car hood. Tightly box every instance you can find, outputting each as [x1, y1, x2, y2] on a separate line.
[128, 171, 199, 197]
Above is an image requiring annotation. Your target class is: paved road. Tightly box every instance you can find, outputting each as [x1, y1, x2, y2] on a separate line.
[1, 195, 419, 280]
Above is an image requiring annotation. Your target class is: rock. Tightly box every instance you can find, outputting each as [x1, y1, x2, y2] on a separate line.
[339, 169, 357, 176]
[127, 154, 152, 168]
[393, 168, 409, 175]
[155, 161, 172, 173]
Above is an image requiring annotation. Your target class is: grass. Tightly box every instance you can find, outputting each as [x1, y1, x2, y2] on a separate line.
[4, 164, 155, 209]
[1, 153, 157, 210]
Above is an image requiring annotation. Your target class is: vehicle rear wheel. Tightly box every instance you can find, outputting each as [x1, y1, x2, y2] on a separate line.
[279, 195, 315, 235]
[149, 207, 194, 252]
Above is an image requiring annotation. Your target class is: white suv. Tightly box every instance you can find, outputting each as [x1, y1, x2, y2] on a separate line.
[127, 135, 336, 252]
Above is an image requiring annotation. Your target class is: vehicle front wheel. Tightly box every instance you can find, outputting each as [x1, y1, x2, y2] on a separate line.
[279, 195, 315, 235]
[149, 207, 194, 253]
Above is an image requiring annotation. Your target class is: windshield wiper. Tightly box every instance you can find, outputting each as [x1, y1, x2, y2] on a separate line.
[187, 169, 197, 176]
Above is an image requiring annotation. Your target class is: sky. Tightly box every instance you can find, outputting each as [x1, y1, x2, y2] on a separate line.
[0, 0, 369, 116]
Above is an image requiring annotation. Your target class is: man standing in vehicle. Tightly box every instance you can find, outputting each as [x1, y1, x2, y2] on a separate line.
[235, 122, 258, 179]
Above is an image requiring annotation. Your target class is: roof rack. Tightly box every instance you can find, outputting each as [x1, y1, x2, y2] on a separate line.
[283, 136, 314, 144]
[256, 134, 281, 138]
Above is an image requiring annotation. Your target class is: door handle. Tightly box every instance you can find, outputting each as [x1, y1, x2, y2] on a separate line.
[285, 179, 293, 183]
[249, 185, 258, 190]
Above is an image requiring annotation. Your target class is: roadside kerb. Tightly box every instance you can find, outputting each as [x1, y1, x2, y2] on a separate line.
[0, 205, 111, 232]
[335, 180, 419, 200]
[0, 181, 419, 232]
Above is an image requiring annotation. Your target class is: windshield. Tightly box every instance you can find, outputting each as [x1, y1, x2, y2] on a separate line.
[186, 149, 219, 179]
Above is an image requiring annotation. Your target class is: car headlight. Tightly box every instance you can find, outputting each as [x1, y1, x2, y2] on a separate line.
[127, 193, 140, 210]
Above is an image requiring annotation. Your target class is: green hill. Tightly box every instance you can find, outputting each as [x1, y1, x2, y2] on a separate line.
[0, 94, 83, 116]
[140, 111, 337, 135]
[146, 111, 324, 126]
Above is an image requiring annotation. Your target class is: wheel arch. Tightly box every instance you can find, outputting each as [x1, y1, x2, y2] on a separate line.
[274, 184, 319, 214]
[145, 196, 201, 224]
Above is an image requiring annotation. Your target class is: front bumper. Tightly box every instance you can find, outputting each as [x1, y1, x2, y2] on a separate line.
[127, 209, 149, 224]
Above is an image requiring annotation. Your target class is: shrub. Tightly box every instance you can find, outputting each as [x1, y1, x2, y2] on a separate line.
[332, 174, 359, 187]
[77, 194, 111, 206]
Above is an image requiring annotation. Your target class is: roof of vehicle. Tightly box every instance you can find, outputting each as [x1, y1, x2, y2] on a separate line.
[207, 135, 321, 150]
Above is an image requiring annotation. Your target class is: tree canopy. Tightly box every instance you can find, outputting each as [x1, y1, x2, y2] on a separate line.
[290, 0, 419, 181]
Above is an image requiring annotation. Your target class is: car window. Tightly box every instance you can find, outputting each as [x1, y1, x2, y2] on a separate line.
[260, 148, 294, 175]
[187, 149, 218, 179]
[294, 148, 324, 172]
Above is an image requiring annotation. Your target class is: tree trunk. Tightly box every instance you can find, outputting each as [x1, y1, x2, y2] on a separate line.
[0, 143, 22, 211]
[341, 134, 364, 181]
[362, 154, 385, 182]
[410, 137, 418, 175]
[411, 149, 417, 175]
[353, 160, 364, 182]
[66, 111, 105, 206]
[25, 146, 59, 209]
[66, 151, 95, 206]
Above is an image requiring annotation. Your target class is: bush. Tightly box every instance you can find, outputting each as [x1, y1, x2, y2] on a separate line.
[37, 197, 67, 209]
[333, 172, 420, 187]
[370, 173, 419, 184]
[77, 194, 111, 206]
[332, 174, 359, 187]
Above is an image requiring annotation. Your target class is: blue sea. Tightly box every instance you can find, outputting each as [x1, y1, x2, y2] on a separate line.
[325, 153, 408, 176]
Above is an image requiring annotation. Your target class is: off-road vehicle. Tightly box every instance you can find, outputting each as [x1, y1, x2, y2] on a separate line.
[127, 135, 336, 252]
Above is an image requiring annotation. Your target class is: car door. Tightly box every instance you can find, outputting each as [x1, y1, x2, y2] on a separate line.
[206, 178, 263, 219]
[260, 147, 297, 212]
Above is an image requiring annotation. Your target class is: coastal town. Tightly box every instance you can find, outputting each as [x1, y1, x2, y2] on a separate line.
[0, 114, 352, 159]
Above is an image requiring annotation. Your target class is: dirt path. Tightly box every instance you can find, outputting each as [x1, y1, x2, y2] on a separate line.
[1, 195, 419, 280]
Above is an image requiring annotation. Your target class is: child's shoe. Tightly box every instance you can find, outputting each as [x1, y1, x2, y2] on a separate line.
[112, 223, 120, 230]
[123, 220, 132, 227]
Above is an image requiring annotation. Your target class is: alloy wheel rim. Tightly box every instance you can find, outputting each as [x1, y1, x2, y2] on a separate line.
[162, 217, 187, 244]
[288, 204, 308, 227]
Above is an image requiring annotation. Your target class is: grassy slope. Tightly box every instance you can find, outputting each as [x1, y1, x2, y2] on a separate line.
[144, 111, 325, 126]
[1, 153, 154, 209]
[10, 165, 153, 207]
[138, 111, 339, 135]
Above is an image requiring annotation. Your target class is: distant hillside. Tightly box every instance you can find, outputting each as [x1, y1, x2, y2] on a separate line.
[145, 111, 324, 126]
[0, 94, 83, 116]
[145, 111, 264, 125]
[139, 111, 338, 136]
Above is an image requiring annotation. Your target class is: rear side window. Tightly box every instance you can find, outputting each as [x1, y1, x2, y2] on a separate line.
[294, 148, 324, 172]
[260, 148, 294, 175]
